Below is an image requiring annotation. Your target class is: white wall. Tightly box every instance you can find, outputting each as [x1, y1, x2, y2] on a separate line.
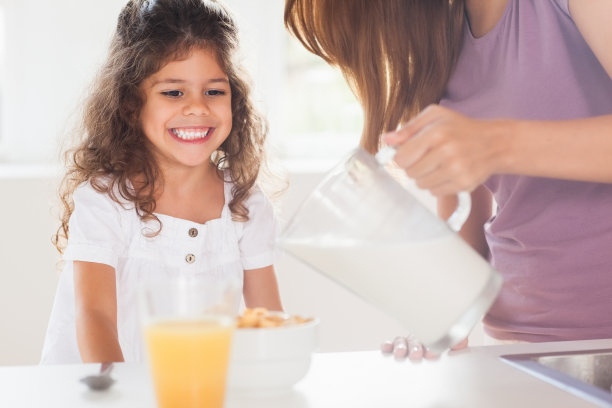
[0, 0, 128, 163]
[0, 170, 62, 365]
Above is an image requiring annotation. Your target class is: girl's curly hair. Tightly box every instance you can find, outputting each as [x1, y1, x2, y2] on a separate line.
[53, 0, 269, 253]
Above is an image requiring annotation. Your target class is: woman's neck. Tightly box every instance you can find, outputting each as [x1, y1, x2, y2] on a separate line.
[464, 0, 509, 38]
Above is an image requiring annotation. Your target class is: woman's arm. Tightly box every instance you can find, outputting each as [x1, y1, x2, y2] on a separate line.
[243, 265, 283, 311]
[499, 0, 612, 182]
[500, 115, 612, 182]
[74, 261, 124, 363]
[383, 108, 612, 196]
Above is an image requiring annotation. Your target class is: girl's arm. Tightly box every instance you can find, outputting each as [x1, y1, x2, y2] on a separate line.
[73, 261, 124, 363]
[243, 265, 283, 311]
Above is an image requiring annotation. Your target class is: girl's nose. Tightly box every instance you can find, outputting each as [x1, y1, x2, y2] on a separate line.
[183, 95, 210, 116]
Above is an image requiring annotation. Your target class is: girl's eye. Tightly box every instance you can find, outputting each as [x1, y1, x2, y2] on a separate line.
[161, 90, 183, 97]
[205, 89, 226, 96]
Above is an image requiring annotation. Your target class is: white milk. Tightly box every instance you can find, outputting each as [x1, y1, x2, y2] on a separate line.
[282, 233, 501, 346]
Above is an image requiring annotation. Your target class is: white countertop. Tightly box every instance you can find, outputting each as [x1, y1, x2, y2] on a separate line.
[2, 338, 612, 407]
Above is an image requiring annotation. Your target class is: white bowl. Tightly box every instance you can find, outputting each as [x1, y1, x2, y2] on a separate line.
[227, 317, 319, 391]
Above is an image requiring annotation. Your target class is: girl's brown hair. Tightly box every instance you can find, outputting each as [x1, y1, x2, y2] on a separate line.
[54, 0, 267, 253]
[284, 0, 465, 153]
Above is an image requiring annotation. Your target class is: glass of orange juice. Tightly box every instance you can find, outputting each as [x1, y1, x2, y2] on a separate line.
[140, 276, 240, 408]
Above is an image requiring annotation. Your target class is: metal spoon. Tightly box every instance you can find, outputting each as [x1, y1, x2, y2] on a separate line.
[80, 362, 116, 391]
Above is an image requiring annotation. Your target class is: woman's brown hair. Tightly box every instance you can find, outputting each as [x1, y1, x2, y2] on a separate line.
[284, 0, 465, 153]
[54, 0, 268, 253]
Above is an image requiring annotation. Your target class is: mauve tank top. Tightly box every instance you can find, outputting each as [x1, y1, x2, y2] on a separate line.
[439, 0, 612, 342]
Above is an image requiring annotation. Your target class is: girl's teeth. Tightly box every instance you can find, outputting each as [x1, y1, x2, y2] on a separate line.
[172, 128, 210, 140]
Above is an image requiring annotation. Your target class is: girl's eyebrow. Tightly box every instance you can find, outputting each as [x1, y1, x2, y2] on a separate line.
[151, 78, 229, 86]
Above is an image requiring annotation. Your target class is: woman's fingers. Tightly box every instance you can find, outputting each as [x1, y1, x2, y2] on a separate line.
[381, 335, 469, 361]
[381, 108, 444, 169]
[392, 336, 409, 359]
[380, 339, 394, 354]
[424, 347, 439, 359]
[383, 108, 453, 176]
[381, 336, 426, 361]
[381, 106, 498, 196]
[382, 104, 447, 145]
[400, 146, 441, 181]
[406, 336, 424, 360]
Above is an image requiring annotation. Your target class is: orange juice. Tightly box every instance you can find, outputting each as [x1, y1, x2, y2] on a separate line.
[144, 318, 234, 408]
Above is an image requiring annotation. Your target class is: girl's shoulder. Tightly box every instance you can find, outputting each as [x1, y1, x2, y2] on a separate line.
[73, 178, 111, 204]
[221, 171, 260, 203]
[222, 168, 285, 208]
[224, 179, 270, 211]
[221, 180, 275, 227]
[244, 184, 267, 207]
[73, 177, 134, 212]
[70, 177, 140, 240]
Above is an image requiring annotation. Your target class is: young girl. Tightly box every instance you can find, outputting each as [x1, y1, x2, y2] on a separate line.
[41, 0, 283, 364]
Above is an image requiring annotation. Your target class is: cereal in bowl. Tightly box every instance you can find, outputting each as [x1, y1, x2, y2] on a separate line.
[237, 308, 313, 328]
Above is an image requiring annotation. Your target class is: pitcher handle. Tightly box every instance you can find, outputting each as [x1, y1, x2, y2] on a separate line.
[375, 145, 472, 232]
[445, 191, 471, 232]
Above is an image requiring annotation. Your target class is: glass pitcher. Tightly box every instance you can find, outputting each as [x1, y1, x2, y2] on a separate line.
[278, 147, 502, 352]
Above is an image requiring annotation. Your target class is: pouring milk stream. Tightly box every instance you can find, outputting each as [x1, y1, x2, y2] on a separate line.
[279, 147, 502, 352]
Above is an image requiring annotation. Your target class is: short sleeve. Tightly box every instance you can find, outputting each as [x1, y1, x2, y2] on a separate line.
[237, 187, 278, 270]
[63, 182, 126, 268]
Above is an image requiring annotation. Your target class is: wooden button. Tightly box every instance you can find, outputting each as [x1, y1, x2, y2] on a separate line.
[185, 254, 196, 264]
[188, 228, 198, 238]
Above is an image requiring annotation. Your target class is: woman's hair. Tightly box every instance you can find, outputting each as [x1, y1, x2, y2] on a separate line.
[284, 0, 465, 153]
[54, 0, 268, 253]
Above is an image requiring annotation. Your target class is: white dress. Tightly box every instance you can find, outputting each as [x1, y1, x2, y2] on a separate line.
[40, 177, 277, 364]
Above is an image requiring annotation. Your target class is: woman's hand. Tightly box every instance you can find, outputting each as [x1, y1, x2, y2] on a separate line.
[382, 105, 511, 197]
[381, 335, 469, 361]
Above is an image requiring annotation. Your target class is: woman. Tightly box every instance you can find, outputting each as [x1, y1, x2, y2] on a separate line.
[284, 0, 612, 358]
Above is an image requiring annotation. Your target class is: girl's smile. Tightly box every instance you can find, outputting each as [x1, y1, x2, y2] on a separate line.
[139, 47, 233, 170]
[169, 126, 214, 143]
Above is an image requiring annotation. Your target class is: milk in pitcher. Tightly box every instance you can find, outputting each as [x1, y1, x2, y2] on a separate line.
[282, 232, 501, 349]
